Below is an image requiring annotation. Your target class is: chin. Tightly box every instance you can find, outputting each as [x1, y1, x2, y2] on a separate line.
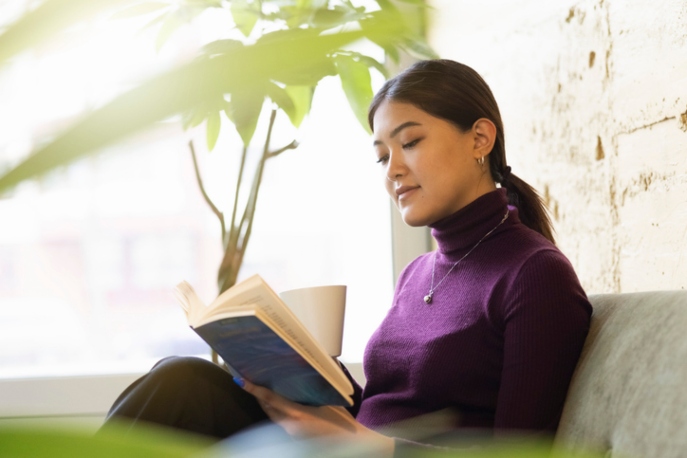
[400, 210, 432, 228]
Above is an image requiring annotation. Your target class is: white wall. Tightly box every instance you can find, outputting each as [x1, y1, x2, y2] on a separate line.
[427, 0, 687, 294]
[0, 373, 141, 430]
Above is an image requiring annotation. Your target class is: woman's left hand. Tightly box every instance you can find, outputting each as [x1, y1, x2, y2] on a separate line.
[238, 378, 394, 455]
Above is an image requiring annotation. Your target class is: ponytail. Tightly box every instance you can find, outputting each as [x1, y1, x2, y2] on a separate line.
[499, 171, 555, 244]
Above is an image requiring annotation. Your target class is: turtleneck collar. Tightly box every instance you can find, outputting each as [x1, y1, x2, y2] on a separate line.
[430, 188, 516, 255]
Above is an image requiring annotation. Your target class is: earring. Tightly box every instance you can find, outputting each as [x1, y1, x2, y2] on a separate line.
[477, 156, 485, 167]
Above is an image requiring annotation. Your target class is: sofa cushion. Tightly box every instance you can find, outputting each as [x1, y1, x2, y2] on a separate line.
[556, 290, 687, 457]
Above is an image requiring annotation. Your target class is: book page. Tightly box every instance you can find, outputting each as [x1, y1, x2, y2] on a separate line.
[206, 275, 351, 391]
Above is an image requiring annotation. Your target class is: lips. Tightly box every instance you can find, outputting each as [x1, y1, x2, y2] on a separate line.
[396, 185, 420, 199]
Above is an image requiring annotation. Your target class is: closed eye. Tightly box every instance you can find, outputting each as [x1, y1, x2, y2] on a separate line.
[402, 138, 422, 149]
[376, 155, 389, 165]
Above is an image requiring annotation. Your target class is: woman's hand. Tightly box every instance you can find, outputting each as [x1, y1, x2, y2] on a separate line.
[237, 378, 394, 456]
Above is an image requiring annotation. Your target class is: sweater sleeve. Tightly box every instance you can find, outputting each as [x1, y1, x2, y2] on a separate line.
[494, 249, 592, 434]
[338, 361, 364, 417]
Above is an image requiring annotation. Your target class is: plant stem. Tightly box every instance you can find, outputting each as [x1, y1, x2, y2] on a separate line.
[267, 139, 299, 159]
[189, 140, 224, 237]
[217, 109, 271, 293]
[227, 144, 248, 250]
[237, 109, 276, 253]
[215, 109, 300, 293]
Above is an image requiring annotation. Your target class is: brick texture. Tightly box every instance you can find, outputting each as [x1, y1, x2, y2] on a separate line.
[427, 0, 687, 293]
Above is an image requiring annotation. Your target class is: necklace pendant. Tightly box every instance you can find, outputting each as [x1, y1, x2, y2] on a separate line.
[424, 292, 433, 304]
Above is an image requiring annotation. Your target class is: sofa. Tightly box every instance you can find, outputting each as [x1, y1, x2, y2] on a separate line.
[555, 290, 687, 458]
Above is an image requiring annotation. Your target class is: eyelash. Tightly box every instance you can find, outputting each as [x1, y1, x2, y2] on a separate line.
[402, 138, 421, 149]
[375, 138, 423, 165]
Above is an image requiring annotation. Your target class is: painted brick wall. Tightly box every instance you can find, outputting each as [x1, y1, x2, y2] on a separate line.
[426, 0, 687, 294]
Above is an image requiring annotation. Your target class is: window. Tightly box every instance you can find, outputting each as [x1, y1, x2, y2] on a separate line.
[0, 3, 396, 378]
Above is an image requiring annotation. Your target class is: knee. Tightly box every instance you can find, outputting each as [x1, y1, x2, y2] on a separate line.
[150, 356, 228, 383]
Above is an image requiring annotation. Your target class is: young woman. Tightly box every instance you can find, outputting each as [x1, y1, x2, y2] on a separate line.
[104, 59, 592, 454]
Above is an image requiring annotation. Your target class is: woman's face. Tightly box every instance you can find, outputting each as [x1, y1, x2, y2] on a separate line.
[372, 100, 494, 227]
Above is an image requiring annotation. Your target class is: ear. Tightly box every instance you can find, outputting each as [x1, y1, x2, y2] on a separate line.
[471, 118, 497, 158]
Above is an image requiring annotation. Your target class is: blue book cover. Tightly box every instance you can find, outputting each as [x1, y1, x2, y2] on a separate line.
[194, 315, 351, 407]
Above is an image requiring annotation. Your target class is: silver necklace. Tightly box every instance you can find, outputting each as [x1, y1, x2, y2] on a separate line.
[424, 209, 509, 304]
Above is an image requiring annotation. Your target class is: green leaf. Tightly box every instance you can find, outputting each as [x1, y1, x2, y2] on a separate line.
[183, 0, 222, 6]
[230, 0, 259, 37]
[0, 22, 404, 192]
[0, 423, 210, 458]
[295, 0, 327, 9]
[403, 35, 439, 59]
[333, 54, 373, 134]
[181, 107, 205, 129]
[228, 90, 264, 146]
[206, 111, 221, 151]
[282, 6, 313, 29]
[304, 1, 369, 27]
[110, 2, 171, 20]
[265, 82, 295, 120]
[310, 7, 346, 27]
[381, 42, 400, 63]
[274, 59, 336, 86]
[374, 0, 402, 18]
[223, 101, 234, 124]
[202, 39, 244, 57]
[349, 52, 388, 78]
[284, 86, 313, 128]
[359, 10, 405, 63]
[256, 28, 338, 85]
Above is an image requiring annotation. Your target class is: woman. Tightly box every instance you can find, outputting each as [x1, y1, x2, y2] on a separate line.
[104, 59, 592, 454]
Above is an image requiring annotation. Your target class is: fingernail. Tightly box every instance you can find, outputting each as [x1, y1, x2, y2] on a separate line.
[232, 376, 245, 388]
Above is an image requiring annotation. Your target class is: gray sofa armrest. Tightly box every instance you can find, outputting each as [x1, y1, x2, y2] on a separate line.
[556, 291, 687, 457]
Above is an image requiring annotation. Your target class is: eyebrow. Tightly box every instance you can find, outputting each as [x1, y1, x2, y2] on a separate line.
[372, 121, 422, 146]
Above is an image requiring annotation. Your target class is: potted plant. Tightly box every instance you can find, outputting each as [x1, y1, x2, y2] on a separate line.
[0, 0, 434, 299]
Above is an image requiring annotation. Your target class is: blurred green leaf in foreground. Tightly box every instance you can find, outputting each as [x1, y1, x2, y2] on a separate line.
[0, 421, 609, 458]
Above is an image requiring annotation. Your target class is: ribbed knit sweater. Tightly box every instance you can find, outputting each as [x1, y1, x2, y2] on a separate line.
[352, 188, 592, 436]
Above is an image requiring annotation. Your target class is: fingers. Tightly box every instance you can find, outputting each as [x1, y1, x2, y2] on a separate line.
[233, 377, 388, 444]
[240, 378, 284, 406]
[235, 377, 295, 420]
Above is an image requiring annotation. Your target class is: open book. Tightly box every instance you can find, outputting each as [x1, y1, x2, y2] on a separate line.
[174, 274, 354, 407]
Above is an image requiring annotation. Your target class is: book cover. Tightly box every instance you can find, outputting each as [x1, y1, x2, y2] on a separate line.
[194, 315, 351, 407]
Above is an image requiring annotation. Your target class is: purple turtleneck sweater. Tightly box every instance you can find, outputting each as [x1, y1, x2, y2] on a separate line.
[352, 189, 591, 436]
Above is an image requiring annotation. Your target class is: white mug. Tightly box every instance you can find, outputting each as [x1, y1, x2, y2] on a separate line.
[279, 285, 347, 357]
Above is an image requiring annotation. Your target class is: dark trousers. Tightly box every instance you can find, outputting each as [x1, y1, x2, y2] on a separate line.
[102, 356, 271, 440]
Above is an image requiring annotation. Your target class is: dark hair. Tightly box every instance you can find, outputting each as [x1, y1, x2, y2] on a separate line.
[368, 59, 555, 244]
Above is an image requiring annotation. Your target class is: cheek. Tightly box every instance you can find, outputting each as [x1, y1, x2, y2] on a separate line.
[384, 178, 395, 199]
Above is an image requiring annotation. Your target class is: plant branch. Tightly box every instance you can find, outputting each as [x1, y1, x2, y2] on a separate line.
[227, 144, 249, 250]
[266, 139, 299, 159]
[237, 108, 277, 254]
[189, 140, 225, 237]
[215, 110, 299, 293]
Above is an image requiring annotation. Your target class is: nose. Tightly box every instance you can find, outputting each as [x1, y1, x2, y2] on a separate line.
[386, 171, 400, 182]
[385, 151, 405, 182]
